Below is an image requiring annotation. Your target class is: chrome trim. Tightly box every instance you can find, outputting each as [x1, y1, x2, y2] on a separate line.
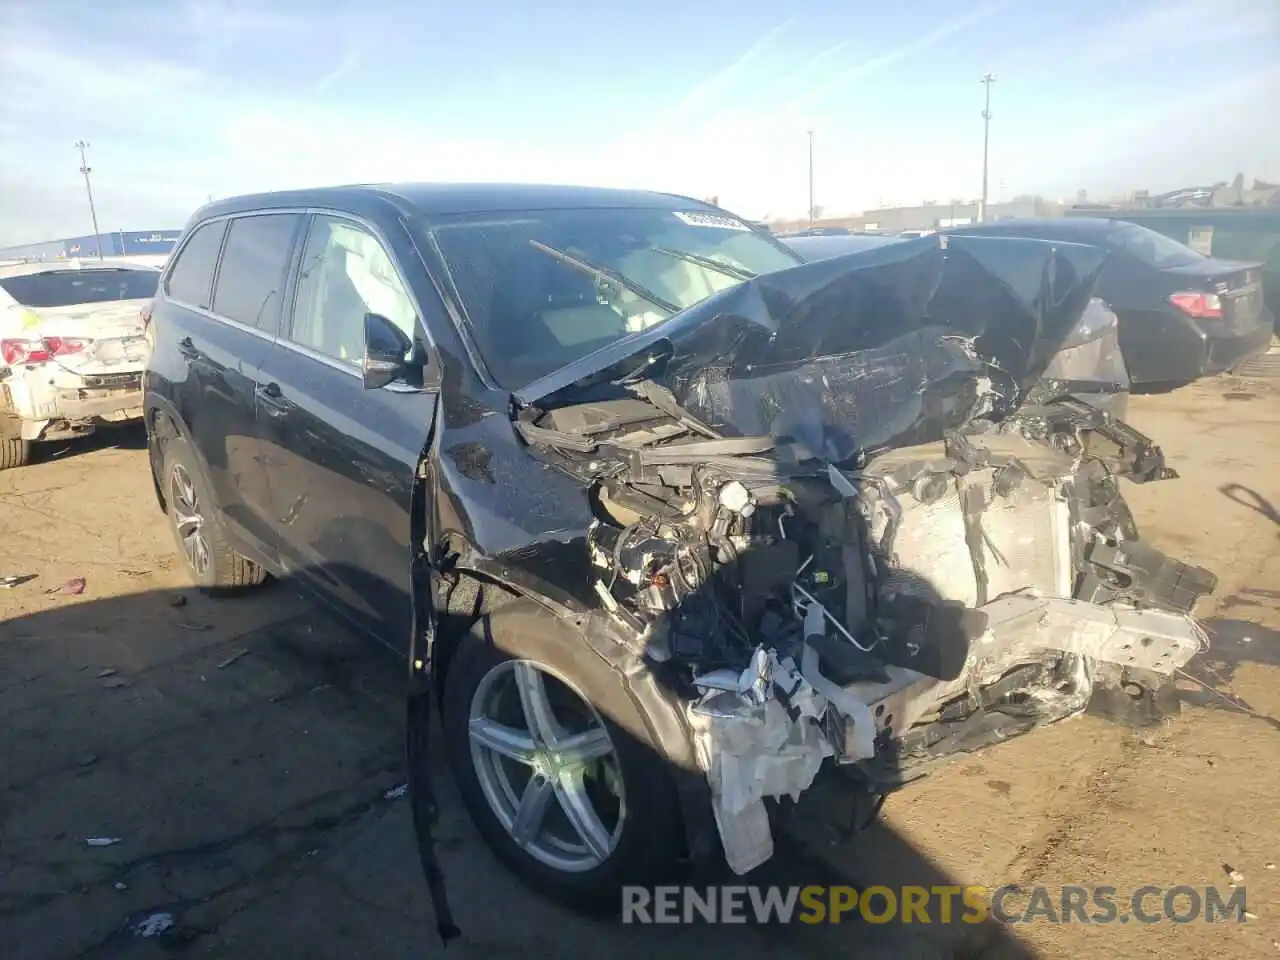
[273, 337, 363, 379]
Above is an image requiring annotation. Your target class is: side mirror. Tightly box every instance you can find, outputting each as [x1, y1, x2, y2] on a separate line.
[362, 312, 415, 390]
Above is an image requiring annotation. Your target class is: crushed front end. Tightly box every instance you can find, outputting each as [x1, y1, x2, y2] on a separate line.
[515, 233, 1218, 875]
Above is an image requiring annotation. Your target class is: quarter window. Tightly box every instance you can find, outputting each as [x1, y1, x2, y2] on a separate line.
[288, 215, 416, 366]
[211, 214, 304, 333]
[165, 220, 226, 309]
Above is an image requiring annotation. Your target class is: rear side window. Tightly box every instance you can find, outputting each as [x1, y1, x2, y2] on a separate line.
[211, 214, 303, 333]
[166, 220, 227, 308]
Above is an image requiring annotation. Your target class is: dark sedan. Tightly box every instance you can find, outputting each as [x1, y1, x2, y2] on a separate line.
[946, 217, 1273, 386]
[142, 186, 1215, 939]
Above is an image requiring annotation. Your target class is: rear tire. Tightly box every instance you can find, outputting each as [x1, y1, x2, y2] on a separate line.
[0, 436, 29, 470]
[439, 601, 684, 913]
[161, 433, 267, 593]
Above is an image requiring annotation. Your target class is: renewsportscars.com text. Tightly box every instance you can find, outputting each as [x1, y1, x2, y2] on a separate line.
[622, 884, 1249, 925]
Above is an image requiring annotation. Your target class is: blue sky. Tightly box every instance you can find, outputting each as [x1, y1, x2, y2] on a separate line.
[1, 0, 1277, 244]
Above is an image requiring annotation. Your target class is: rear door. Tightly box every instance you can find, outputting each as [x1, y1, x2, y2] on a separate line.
[256, 212, 437, 649]
[165, 212, 305, 561]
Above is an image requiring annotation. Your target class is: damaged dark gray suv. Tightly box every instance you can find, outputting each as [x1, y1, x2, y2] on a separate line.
[143, 184, 1217, 937]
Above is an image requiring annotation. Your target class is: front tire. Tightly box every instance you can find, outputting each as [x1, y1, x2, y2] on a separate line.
[161, 434, 266, 593]
[440, 601, 684, 912]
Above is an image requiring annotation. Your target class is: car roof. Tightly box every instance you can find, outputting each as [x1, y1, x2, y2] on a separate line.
[956, 217, 1118, 238]
[194, 182, 720, 225]
[0, 258, 162, 280]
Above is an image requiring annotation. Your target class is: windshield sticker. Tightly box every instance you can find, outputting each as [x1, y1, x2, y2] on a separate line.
[674, 211, 750, 232]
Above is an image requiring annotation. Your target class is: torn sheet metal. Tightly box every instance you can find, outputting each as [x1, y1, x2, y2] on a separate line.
[689, 650, 831, 874]
[517, 234, 1109, 463]
[978, 594, 1210, 673]
[836, 594, 1209, 744]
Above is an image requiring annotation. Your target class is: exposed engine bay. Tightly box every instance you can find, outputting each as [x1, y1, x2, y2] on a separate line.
[521, 390, 1218, 875]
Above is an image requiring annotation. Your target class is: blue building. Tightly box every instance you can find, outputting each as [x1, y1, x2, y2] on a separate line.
[0, 229, 181, 261]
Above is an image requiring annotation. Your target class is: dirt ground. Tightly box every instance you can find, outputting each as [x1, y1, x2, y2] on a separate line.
[1, 376, 1278, 960]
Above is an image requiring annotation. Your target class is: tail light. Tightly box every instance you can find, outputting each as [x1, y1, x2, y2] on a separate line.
[1, 337, 91, 366]
[1169, 291, 1223, 319]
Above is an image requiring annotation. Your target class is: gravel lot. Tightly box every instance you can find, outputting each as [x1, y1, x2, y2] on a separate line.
[2, 376, 1278, 960]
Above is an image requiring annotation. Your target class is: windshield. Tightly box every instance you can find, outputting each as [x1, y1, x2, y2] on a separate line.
[429, 207, 801, 389]
[1109, 222, 1204, 268]
[0, 268, 160, 308]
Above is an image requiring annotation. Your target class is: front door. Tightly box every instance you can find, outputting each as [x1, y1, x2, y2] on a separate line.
[256, 213, 436, 650]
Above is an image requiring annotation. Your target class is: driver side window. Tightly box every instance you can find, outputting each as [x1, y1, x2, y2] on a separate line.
[289, 215, 416, 366]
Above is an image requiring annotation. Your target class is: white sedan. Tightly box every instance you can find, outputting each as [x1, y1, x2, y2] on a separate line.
[0, 259, 159, 469]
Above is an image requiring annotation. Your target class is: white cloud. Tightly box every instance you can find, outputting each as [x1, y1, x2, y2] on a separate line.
[315, 44, 365, 94]
[1075, 0, 1279, 68]
[2, 0, 1275, 245]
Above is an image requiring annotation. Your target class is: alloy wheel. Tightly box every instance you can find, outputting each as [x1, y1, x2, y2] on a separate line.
[169, 463, 211, 577]
[468, 659, 626, 873]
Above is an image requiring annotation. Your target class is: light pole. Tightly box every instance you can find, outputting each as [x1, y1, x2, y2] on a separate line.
[979, 73, 996, 223]
[807, 129, 815, 228]
[74, 140, 104, 261]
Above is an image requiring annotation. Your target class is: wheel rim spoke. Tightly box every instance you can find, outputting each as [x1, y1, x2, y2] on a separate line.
[469, 716, 537, 764]
[554, 768, 613, 861]
[513, 661, 561, 746]
[512, 775, 555, 846]
[556, 727, 613, 768]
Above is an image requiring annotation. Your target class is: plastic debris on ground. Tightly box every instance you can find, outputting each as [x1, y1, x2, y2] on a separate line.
[132, 912, 175, 938]
[690, 647, 831, 875]
[85, 837, 122, 847]
[44, 577, 86, 596]
[216, 649, 249, 669]
[0, 574, 37, 588]
[384, 783, 409, 800]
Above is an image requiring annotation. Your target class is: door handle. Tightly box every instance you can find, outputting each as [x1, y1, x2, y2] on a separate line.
[177, 336, 199, 360]
[255, 381, 289, 416]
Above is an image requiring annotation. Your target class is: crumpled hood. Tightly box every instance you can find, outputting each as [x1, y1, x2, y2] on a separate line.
[517, 234, 1109, 462]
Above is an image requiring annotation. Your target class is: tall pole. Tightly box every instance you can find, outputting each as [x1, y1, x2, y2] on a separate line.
[979, 73, 996, 223]
[74, 140, 104, 261]
[807, 129, 815, 228]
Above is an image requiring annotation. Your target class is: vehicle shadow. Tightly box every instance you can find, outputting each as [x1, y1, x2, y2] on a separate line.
[1, 575, 1039, 959]
[27, 421, 148, 464]
[1177, 611, 1280, 733]
[1219, 482, 1280, 527]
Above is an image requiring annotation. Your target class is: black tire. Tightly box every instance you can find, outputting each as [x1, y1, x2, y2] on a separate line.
[440, 600, 684, 913]
[161, 433, 266, 593]
[0, 436, 29, 470]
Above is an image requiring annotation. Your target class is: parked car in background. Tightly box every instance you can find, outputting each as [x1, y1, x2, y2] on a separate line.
[947, 218, 1274, 386]
[1066, 205, 1280, 336]
[0, 259, 159, 468]
[144, 185, 1214, 934]
[781, 232, 1131, 418]
[777, 226, 852, 238]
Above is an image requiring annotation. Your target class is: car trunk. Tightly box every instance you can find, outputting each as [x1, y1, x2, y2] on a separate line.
[28, 299, 150, 376]
[1162, 258, 1266, 331]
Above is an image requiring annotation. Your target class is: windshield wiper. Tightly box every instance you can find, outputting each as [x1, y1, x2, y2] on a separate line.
[651, 246, 757, 281]
[528, 240, 678, 315]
